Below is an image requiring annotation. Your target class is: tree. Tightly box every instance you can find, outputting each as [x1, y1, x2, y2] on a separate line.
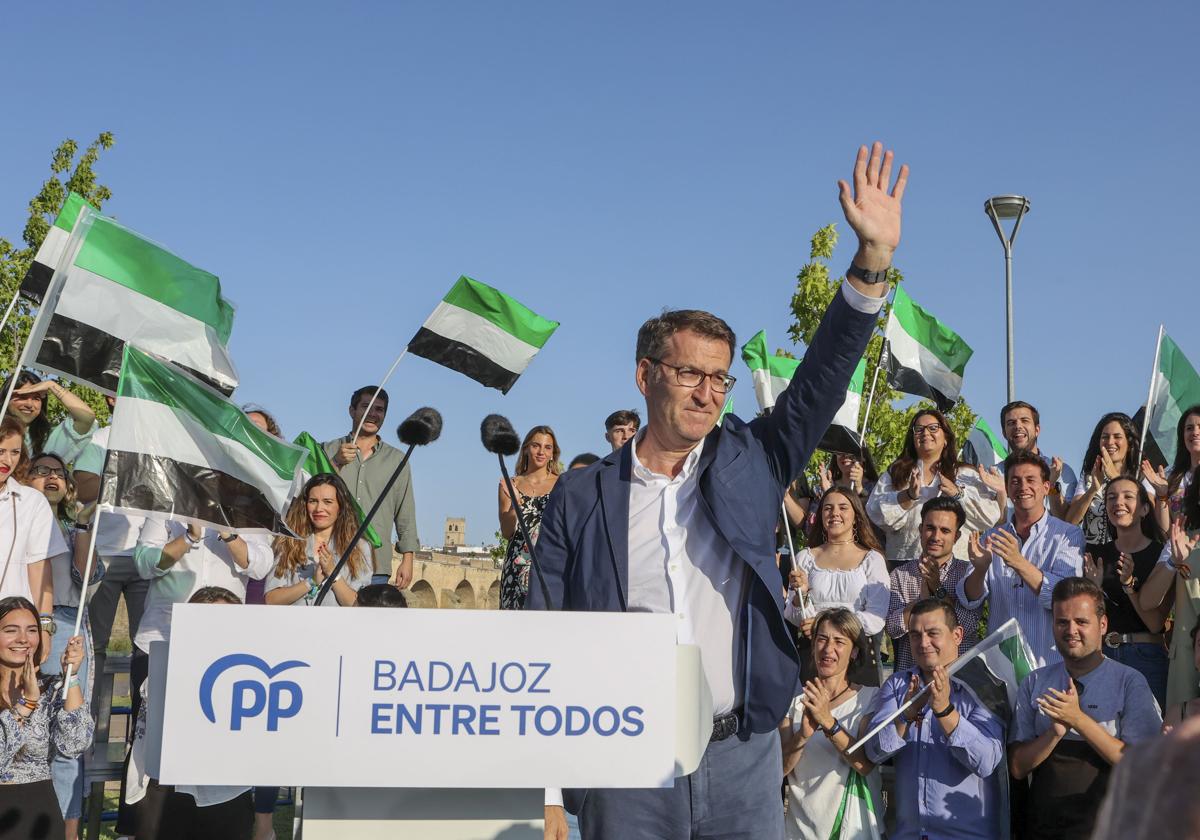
[0, 133, 116, 424]
[787, 222, 976, 478]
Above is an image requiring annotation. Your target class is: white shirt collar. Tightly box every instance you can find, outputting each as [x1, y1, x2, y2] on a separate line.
[0, 479, 26, 501]
[630, 428, 705, 484]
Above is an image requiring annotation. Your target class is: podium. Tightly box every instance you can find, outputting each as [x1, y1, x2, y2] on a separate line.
[148, 606, 712, 838]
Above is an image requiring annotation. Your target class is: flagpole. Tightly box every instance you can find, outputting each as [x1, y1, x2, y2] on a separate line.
[858, 339, 888, 441]
[1137, 324, 1164, 463]
[0, 291, 21, 349]
[351, 348, 408, 445]
[61, 503, 107, 688]
[0, 303, 52, 428]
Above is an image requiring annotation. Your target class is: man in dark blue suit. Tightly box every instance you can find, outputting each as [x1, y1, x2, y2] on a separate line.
[535, 143, 909, 840]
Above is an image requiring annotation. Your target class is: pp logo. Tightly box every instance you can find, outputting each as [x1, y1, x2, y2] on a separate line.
[199, 653, 309, 731]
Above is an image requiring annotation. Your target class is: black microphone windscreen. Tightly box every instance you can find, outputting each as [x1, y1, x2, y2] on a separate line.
[481, 414, 521, 457]
[397, 407, 443, 446]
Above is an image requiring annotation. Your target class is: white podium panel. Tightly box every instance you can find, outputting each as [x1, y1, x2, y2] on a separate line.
[158, 606, 678, 789]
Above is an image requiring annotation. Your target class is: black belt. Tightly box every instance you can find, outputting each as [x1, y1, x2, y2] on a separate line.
[710, 711, 740, 742]
[1104, 631, 1163, 647]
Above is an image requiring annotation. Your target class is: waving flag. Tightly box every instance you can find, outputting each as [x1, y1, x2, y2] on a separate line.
[1143, 328, 1200, 466]
[19, 191, 95, 304]
[883, 287, 972, 411]
[101, 346, 304, 535]
[292, 431, 382, 548]
[961, 417, 1009, 467]
[28, 206, 239, 395]
[408, 275, 559, 394]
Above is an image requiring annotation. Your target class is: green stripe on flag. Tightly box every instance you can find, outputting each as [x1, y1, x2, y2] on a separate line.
[442, 275, 559, 349]
[892, 286, 973, 376]
[292, 432, 383, 549]
[54, 192, 93, 233]
[848, 356, 866, 395]
[977, 418, 1008, 458]
[999, 634, 1033, 683]
[741, 330, 801, 379]
[75, 217, 235, 343]
[119, 346, 301, 482]
[1160, 334, 1200, 416]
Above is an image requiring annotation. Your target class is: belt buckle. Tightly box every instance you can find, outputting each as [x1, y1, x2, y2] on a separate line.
[1104, 632, 1122, 648]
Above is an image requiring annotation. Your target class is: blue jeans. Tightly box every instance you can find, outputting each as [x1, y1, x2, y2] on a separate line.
[578, 729, 782, 840]
[371, 573, 391, 586]
[41, 605, 91, 820]
[1105, 641, 1169, 710]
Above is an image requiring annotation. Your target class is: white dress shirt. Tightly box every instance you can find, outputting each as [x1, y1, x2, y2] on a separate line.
[132, 520, 273, 652]
[628, 430, 745, 716]
[0, 479, 69, 603]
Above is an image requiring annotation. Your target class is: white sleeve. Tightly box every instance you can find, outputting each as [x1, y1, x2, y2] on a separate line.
[241, 535, 275, 581]
[956, 469, 1002, 533]
[840, 280, 888, 314]
[133, 519, 176, 580]
[23, 495, 58, 564]
[855, 551, 891, 636]
[545, 788, 564, 808]
[866, 471, 915, 531]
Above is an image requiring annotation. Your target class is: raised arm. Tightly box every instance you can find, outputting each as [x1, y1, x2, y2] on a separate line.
[756, 143, 906, 486]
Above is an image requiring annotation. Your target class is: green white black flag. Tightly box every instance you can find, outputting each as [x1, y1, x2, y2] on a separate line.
[1144, 328, 1200, 466]
[408, 276, 559, 394]
[19, 191, 94, 304]
[961, 417, 1009, 467]
[883, 286, 972, 410]
[101, 346, 305, 535]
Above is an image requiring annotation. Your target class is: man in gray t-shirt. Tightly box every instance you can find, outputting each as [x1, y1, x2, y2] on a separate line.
[1009, 577, 1162, 840]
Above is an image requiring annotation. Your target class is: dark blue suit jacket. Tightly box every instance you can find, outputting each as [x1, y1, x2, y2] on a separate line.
[526, 288, 877, 748]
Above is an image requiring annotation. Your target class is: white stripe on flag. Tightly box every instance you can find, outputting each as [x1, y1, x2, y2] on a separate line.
[422, 301, 541, 375]
[831, 387, 861, 431]
[108, 397, 297, 514]
[750, 369, 791, 412]
[34, 225, 69, 273]
[885, 316, 964, 400]
[48, 266, 238, 391]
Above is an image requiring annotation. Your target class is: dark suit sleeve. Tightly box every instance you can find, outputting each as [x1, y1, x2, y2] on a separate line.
[753, 286, 877, 487]
[524, 479, 570, 611]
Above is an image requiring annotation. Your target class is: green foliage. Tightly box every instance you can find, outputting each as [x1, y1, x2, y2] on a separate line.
[787, 223, 976, 478]
[489, 530, 509, 563]
[0, 133, 115, 426]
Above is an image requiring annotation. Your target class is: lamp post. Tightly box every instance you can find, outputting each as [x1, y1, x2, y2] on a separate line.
[984, 195, 1030, 403]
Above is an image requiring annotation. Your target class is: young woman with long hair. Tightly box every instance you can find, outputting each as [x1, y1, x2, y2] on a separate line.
[498, 425, 561, 610]
[785, 488, 889, 685]
[866, 409, 999, 566]
[1081, 476, 1169, 707]
[266, 474, 373, 607]
[1142, 405, 1200, 534]
[1138, 475, 1200, 711]
[0, 595, 90, 837]
[0, 371, 95, 465]
[778, 608, 882, 840]
[1065, 411, 1143, 545]
[24, 451, 103, 835]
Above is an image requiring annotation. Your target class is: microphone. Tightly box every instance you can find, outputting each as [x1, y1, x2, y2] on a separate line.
[482, 414, 556, 610]
[400, 407, 443, 447]
[481, 414, 521, 456]
[315, 407, 443, 605]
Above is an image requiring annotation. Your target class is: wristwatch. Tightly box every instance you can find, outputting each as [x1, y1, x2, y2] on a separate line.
[933, 585, 949, 601]
[846, 263, 890, 285]
[219, 533, 239, 543]
[821, 718, 846, 738]
[184, 530, 201, 548]
[38, 615, 56, 636]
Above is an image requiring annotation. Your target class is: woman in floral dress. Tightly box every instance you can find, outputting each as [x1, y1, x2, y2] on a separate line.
[498, 426, 561, 610]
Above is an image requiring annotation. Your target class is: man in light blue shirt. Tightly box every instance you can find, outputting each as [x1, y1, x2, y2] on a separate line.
[866, 598, 1006, 840]
[958, 450, 1084, 667]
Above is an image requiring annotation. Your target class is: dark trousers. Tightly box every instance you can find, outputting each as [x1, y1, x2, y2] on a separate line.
[579, 728, 783, 840]
[0, 779, 63, 838]
[136, 780, 253, 840]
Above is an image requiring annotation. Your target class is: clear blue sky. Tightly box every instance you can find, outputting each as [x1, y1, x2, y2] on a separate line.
[4, 2, 1198, 546]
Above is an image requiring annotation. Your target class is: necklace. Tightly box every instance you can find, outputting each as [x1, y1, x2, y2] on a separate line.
[826, 538, 855, 546]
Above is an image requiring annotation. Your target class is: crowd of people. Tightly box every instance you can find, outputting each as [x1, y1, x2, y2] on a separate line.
[0, 142, 1194, 840]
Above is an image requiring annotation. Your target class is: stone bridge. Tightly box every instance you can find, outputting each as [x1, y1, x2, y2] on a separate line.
[403, 550, 501, 609]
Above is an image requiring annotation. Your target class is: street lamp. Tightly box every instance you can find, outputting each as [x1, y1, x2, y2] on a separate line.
[984, 195, 1030, 403]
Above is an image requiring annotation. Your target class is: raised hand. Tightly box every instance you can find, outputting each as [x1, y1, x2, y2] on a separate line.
[978, 465, 1006, 497]
[902, 672, 929, 723]
[936, 471, 960, 498]
[1050, 457, 1064, 486]
[818, 464, 834, 492]
[1116, 552, 1135, 588]
[838, 143, 909, 272]
[1081, 552, 1103, 586]
[905, 468, 923, 501]
[20, 656, 39, 705]
[967, 532, 991, 570]
[1170, 519, 1198, 578]
[1098, 449, 1121, 482]
[1141, 460, 1169, 497]
[315, 542, 334, 583]
[985, 529, 1025, 569]
[928, 665, 952, 714]
[918, 557, 941, 595]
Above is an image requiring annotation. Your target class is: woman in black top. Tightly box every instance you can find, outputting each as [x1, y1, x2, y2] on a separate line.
[1083, 475, 1169, 707]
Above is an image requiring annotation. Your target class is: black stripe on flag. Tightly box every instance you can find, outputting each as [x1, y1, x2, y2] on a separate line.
[884, 354, 954, 412]
[102, 450, 289, 533]
[33, 314, 235, 396]
[818, 424, 864, 457]
[19, 262, 52, 304]
[407, 326, 521, 394]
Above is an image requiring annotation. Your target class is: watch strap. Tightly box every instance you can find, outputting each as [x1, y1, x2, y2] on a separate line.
[846, 262, 890, 285]
[933, 701, 956, 719]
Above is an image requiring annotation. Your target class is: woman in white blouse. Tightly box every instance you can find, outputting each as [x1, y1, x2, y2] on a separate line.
[866, 409, 999, 566]
[785, 488, 889, 683]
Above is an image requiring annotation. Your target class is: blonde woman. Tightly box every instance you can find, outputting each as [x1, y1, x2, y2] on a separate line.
[498, 426, 561, 610]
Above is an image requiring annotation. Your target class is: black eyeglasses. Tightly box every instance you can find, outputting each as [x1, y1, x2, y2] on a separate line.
[647, 358, 736, 394]
[30, 465, 66, 478]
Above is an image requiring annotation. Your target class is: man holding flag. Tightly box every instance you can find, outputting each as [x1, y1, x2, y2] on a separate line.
[533, 142, 905, 839]
[865, 598, 1007, 840]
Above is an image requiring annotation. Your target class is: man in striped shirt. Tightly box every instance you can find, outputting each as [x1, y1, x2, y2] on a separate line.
[886, 496, 982, 670]
[958, 450, 1085, 667]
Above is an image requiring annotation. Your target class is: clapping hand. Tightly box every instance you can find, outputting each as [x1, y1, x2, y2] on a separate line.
[936, 470, 960, 499]
[1097, 449, 1121, 483]
[967, 532, 991, 571]
[918, 556, 941, 595]
[1038, 680, 1082, 734]
[905, 468, 922, 502]
[1081, 552, 1103, 586]
[1170, 519, 1198, 578]
[838, 142, 908, 271]
[927, 665, 952, 715]
[818, 464, 834, 493]
[1141, 460, 1169, 497]
[901, 672, 929, 723]
[1049, 457, 1064, 486]
[984, 528, 1025, 569]
[800, 679, 836, 731]
[315, 542, 335, 583]
[978, 465, 1006, 497]
[19, 655, 39, 711]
